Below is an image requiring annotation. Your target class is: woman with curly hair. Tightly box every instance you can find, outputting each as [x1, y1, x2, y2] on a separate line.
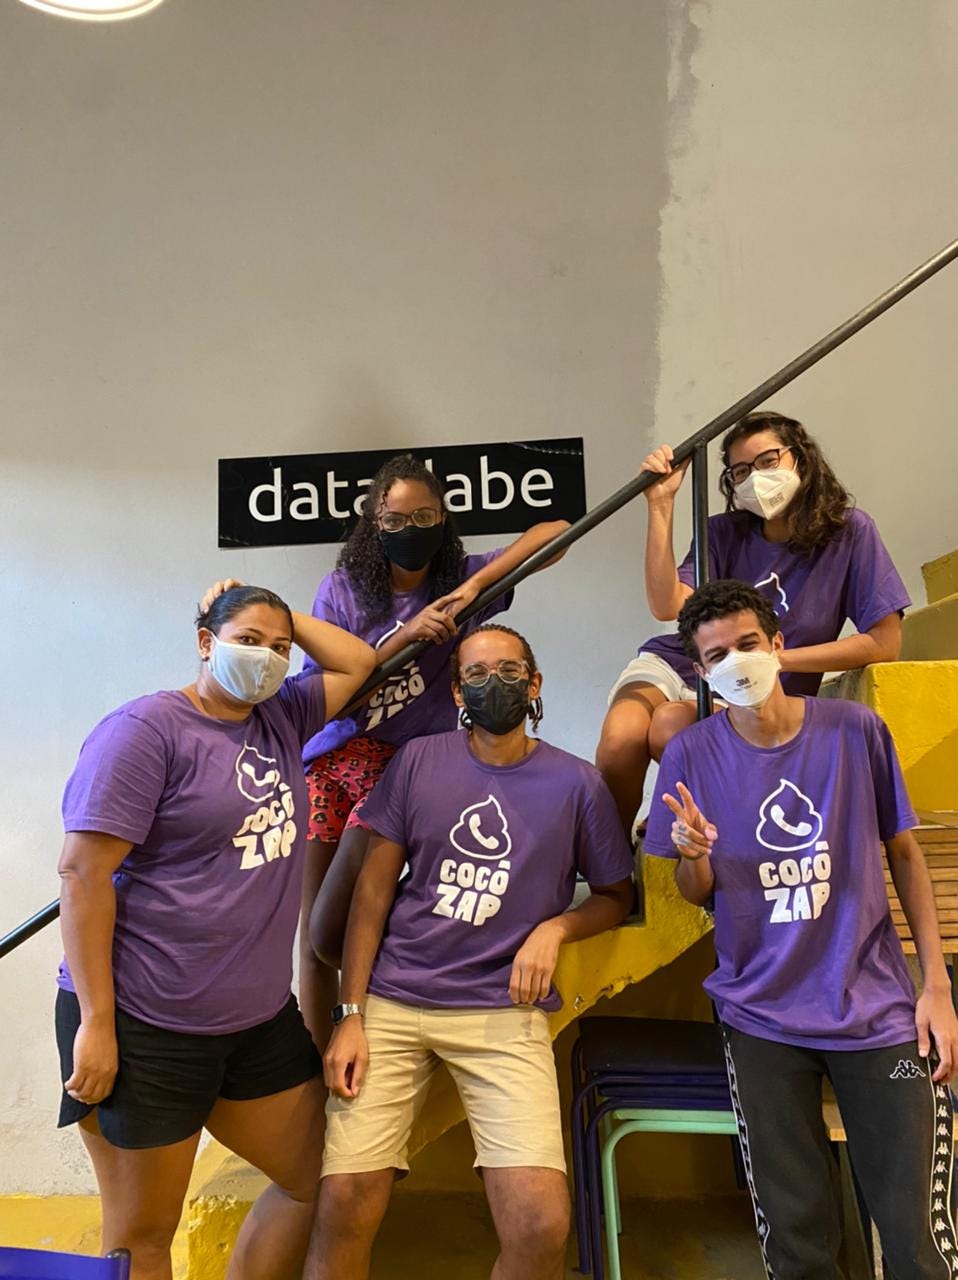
[596, 410, 910, 836]
[299, 453, 568, 1041]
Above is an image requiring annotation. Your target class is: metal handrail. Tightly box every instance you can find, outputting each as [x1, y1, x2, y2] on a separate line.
[3, 233, 957, 960]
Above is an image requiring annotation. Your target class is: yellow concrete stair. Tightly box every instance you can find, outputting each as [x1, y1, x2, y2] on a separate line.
[181, 857, 712, 1280]
[922, 549, 958, 605]
[899, 591, 958, 662]
[820, 661, 958, 814]
[821, 544, 958, 814]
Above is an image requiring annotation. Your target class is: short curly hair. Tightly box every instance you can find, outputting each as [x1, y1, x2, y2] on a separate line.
[677, 579, 781, 662]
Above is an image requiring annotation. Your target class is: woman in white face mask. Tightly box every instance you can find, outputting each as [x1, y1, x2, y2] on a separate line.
[596, 410, 909, 839]
[54, 582, 375, 1280]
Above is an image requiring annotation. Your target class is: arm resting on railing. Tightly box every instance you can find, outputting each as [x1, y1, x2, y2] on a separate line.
[443, 518, 571, 618]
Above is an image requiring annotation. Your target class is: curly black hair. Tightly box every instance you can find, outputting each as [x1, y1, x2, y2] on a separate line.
[450, 622, 544, 731]
[719, 410, 852, 555]
[337, 454, 465, 623]
[677, 579, 781, 663]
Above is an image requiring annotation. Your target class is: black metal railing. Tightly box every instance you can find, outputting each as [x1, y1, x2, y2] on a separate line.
[2, 234, 957, 961]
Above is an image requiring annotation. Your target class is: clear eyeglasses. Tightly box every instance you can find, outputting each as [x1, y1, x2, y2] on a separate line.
[460, 660, 530, 688]
[377, 507, 444, 533]
[722, 446, 795, 488]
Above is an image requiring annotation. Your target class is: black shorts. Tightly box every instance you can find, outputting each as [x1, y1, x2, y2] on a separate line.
[56, 989, 321, 1150]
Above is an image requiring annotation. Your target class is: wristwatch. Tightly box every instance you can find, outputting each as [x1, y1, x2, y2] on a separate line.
[331, 1002, 364, 1025]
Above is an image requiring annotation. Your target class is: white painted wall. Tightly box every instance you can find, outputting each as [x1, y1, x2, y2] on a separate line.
[1, 0, 956, 1195]
[658, 0, 958, 602]
[0, 0, 667, 1194]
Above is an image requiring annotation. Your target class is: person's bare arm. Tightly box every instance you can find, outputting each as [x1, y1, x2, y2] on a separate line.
[58, 831, 132, 1104]
[779, 613, 902, 675]
[886, 829, 958, 1082]
[641, 446, 694, 621]
[322, 835, 406, 1098]
[289, 611, 376, 720]
[509, 879, 634, 1003]
[435, 520, 571, 620]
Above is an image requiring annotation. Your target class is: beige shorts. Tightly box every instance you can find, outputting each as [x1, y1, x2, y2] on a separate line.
[608, 650, 700, 706]
[322, 995, 566, 1177]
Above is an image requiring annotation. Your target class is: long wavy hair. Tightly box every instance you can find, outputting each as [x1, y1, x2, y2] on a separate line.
[719, 411, 852, 554]
[337, 454, 465, 621]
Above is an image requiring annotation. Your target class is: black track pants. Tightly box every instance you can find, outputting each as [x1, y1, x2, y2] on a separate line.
[723, 1026, 957, 1280]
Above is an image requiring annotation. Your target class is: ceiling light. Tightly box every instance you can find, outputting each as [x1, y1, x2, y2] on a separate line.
[17, 0, 166, 20]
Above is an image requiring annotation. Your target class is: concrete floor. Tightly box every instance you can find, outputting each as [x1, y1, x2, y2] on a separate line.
[376, 1190, 766, 1279]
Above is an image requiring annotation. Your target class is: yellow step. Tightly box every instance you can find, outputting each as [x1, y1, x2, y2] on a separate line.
[923, 549, 958, 604]
[901, 592, 958, 662]
[820, 660, 958, 812]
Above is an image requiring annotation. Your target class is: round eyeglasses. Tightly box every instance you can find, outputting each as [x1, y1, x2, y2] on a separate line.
[722, 446, 796, 488]
[377, 506, 444, 533]
[460, 659, 530, 688]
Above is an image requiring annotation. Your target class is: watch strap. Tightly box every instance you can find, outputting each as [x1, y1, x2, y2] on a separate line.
[331, 1002, 365, 1024]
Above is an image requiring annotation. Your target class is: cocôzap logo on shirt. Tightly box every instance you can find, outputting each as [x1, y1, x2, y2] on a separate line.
[364, 621, 427, 730]
[231, 743, 297, 871]
[755, 778, 832, 924]
[433, 794, 513, 927]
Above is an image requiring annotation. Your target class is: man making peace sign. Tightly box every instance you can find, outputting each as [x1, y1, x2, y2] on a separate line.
[645, 578, 958, 1280]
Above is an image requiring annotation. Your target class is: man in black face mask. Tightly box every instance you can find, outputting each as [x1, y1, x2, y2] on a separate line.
[305, 622, 635, 1280]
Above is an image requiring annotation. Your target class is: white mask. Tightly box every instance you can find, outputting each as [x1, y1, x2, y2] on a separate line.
[734, 466, 801, 520]
[705, 649, 780, 708]
[208, 636, 289, 704]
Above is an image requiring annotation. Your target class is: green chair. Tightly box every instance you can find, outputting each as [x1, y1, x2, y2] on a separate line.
[600, 1107, 739, 1280]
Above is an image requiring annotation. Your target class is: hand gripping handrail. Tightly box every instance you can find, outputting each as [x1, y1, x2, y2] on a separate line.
[2, 234, 956, 960]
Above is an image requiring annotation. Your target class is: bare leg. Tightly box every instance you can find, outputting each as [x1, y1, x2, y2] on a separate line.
[309, 825, 371, 969]
[483, 1166, 570, 1280]
[300, 837, 340, 1051]
[595, 683, 667, 834]
[77, 1114, 200, 1280]
[303, 1170, 394, 1280]
[207, 1078, 326, 1280]
[648, 699, 698, 761]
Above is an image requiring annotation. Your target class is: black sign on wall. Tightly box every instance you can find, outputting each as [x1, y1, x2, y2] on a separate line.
[218, 438, 586, 548]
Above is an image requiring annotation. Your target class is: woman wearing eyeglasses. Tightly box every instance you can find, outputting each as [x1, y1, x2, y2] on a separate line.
[596, 410, 909, 836]
[300, 453, 568, 1044]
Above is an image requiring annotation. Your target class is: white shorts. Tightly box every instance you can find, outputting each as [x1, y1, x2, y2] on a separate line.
[607, 651, 698, 706]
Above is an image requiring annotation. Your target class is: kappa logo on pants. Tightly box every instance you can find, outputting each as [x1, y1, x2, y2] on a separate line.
[888, 1058, 926, 1080]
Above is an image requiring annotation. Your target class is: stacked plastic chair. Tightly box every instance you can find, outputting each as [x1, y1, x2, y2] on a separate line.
[570, 1016, 741, 1280]
[0, 1248, 131, 1279]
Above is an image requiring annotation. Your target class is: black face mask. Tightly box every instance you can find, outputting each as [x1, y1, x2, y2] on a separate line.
[380, 523, 445, 571]
[462, 677, 530, 736]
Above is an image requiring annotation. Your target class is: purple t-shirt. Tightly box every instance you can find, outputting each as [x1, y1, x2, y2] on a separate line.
[644, 697, 918, 1050]
[359, 731, 634, 1011]
[58, 672, 326, 1034]
[302, 551, 513, 764]
[641, 508, 909, 696]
